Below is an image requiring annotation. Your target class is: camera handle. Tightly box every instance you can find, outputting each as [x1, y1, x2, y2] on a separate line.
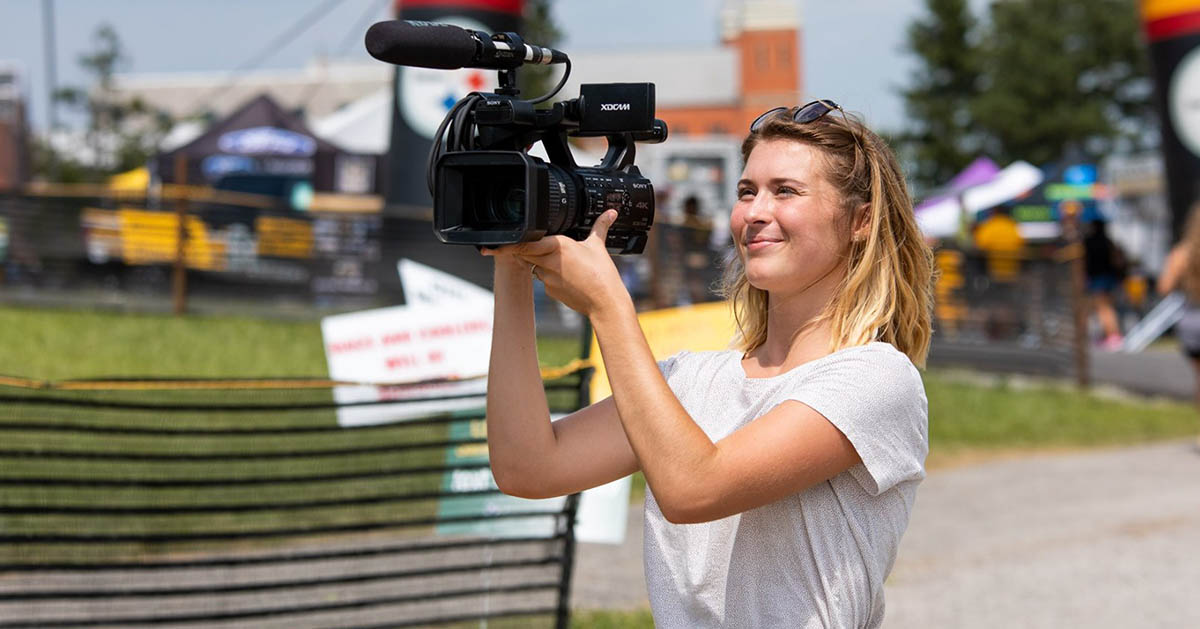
[600, 134, 638, 171]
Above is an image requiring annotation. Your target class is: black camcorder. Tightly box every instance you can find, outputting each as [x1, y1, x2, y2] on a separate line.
[365, 20, 667, 254]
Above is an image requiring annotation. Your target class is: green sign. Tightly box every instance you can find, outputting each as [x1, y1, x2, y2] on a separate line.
[436, 417, 564, 537]
[1044, 183, 1099, 201]
[1011, 204, 1055, 223]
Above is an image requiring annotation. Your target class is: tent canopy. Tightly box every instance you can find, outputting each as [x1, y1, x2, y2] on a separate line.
[155, 94, 348, 191]
[915, 160, 1045, 239]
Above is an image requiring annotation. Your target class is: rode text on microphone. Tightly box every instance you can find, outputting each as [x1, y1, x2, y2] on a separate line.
[365, 20, 667, 254]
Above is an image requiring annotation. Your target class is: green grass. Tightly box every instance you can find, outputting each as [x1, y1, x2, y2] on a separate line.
[4, 303, 1199, 481]
[0, 305, 586, 380]
[0, 306, 328, 379]
[925, 372, 1199, 459]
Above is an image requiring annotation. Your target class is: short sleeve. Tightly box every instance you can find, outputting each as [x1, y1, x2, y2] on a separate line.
[656, 350, 689, 380]
[787, 345, 928, 495]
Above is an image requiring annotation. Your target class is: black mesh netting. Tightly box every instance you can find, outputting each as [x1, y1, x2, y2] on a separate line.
[0, 370, 591, 629]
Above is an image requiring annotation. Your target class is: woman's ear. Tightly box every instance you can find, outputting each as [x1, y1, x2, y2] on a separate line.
[851, 203, 871, 242]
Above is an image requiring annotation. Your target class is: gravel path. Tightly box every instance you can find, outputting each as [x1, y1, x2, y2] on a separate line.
[572, 440, 1200, 628]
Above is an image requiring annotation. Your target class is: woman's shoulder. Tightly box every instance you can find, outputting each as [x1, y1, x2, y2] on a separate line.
[803, 342, 924, 390]
[820, 341, 916, 366]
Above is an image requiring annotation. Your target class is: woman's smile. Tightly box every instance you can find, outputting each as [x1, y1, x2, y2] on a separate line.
[746, 235, 784, 252]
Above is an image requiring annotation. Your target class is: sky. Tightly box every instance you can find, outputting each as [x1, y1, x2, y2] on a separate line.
[0, 0, 964, 135]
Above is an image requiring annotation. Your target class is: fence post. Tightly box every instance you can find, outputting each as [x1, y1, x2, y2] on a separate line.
[172, 155, 188, 315]
[1062, 201, 1090, 388]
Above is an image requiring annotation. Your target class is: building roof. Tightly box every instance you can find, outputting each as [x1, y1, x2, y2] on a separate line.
[112, 58, 391, 122]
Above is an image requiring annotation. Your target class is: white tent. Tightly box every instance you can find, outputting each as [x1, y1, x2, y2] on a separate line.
[915, 161, 1045, 239]
[311, 88, 392, 155]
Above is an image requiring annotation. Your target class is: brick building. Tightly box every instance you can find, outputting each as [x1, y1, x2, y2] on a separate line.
[561, 0, 802, 139]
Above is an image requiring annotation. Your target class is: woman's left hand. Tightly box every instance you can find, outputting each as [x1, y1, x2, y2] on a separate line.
[484, 210, 627, 318]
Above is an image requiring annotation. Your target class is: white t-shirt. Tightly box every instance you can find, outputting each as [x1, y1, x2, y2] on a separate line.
[644, 342, 928, 628]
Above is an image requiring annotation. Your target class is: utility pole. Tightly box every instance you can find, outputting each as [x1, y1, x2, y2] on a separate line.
[42, 0, 58, 131]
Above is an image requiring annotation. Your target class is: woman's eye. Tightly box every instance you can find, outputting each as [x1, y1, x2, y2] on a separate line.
[776, 186, 797, 195]
[737, 188, 755, 199]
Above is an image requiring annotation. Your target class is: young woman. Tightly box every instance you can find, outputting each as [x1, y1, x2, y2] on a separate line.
[481, 101, 935, 628]
[1157, 205, 1200, 446]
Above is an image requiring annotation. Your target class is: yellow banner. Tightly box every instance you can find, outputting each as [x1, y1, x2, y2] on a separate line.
[587, 301, 739, 402]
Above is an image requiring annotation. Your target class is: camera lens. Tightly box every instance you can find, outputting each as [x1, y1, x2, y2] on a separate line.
[480, 176, 525, 225]
[501, 187, 524, 222]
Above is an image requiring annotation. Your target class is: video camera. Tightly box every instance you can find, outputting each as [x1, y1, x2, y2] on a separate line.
[365, 20, 667, 254]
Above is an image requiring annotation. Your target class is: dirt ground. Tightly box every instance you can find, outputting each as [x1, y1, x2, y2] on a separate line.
[572, 439, 1200, 628]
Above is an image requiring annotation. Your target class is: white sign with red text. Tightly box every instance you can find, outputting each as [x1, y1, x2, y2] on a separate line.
[322, 303, 493, 426]
[322, 260, 629, 543]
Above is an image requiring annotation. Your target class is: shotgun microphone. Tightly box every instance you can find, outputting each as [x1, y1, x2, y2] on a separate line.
[365, 20, 568, 70]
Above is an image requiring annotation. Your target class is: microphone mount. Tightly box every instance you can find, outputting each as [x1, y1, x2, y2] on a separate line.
[486, 32, 527, 96]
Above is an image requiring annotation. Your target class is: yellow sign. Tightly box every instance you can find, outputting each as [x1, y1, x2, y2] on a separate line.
[587, 301, 739, 401]
[82, 207, 225, 270]
[256, 216, 313, 258]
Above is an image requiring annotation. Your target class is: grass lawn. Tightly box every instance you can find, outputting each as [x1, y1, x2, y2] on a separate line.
[4, 303, 1197, 458]
[0, 305, 586, 380]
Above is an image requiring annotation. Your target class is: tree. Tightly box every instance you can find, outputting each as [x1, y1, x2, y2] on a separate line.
[40, 24, 172, 182]
[517, 0, 564, 103]
[899, 0, 1154, 188]
[900, 0, 982, 190]
[971, 0, 1154, 167]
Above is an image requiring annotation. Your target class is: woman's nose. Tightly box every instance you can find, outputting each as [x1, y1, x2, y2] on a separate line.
[742, 195, 772, 223]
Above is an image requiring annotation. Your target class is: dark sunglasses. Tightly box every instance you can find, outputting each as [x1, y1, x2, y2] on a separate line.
[750, 99, 843, 132]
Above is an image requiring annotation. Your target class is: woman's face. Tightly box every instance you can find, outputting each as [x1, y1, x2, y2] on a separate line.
[731, 139, 852, 297]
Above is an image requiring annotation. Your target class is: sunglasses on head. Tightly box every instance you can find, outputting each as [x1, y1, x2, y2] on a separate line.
[750, 99, 843, 132]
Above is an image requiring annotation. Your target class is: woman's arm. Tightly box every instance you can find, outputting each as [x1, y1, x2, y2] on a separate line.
[514, 212, 862, 524]
[1158, 245, 1188, 296]
[590, 300, 860, 523]
[482, 251, 639, 500]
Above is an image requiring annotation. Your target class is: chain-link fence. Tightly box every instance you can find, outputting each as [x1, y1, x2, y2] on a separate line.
[930, 244, 1085, 378]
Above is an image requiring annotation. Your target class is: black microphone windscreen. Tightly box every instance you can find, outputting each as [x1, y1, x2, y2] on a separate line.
[364, 20, 478, 70]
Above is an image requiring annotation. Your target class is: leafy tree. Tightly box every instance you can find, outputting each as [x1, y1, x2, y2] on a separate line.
[40, 24, 172, 182]
[971, 0, 1154, 167]
[901, 0, 982, 190]
[517, 0, 564, 103]
[900, 0, 1154, 188]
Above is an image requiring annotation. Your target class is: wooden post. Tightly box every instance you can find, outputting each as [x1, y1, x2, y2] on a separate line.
[172, 155, 188, 315]
[1061, 200, 1090, 388]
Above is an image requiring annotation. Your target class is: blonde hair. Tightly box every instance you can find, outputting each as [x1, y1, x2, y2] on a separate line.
[720, 108, 936, 366]
[1180, 204, 1200, 302]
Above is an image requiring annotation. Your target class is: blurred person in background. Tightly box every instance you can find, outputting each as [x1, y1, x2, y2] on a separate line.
[680, 195, 715, 304]
[1157, 204, 1200, 447]
[973, 204, 1025, 338]
[1084, 217, 1127, 350]
[481, 100, 934, 627]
